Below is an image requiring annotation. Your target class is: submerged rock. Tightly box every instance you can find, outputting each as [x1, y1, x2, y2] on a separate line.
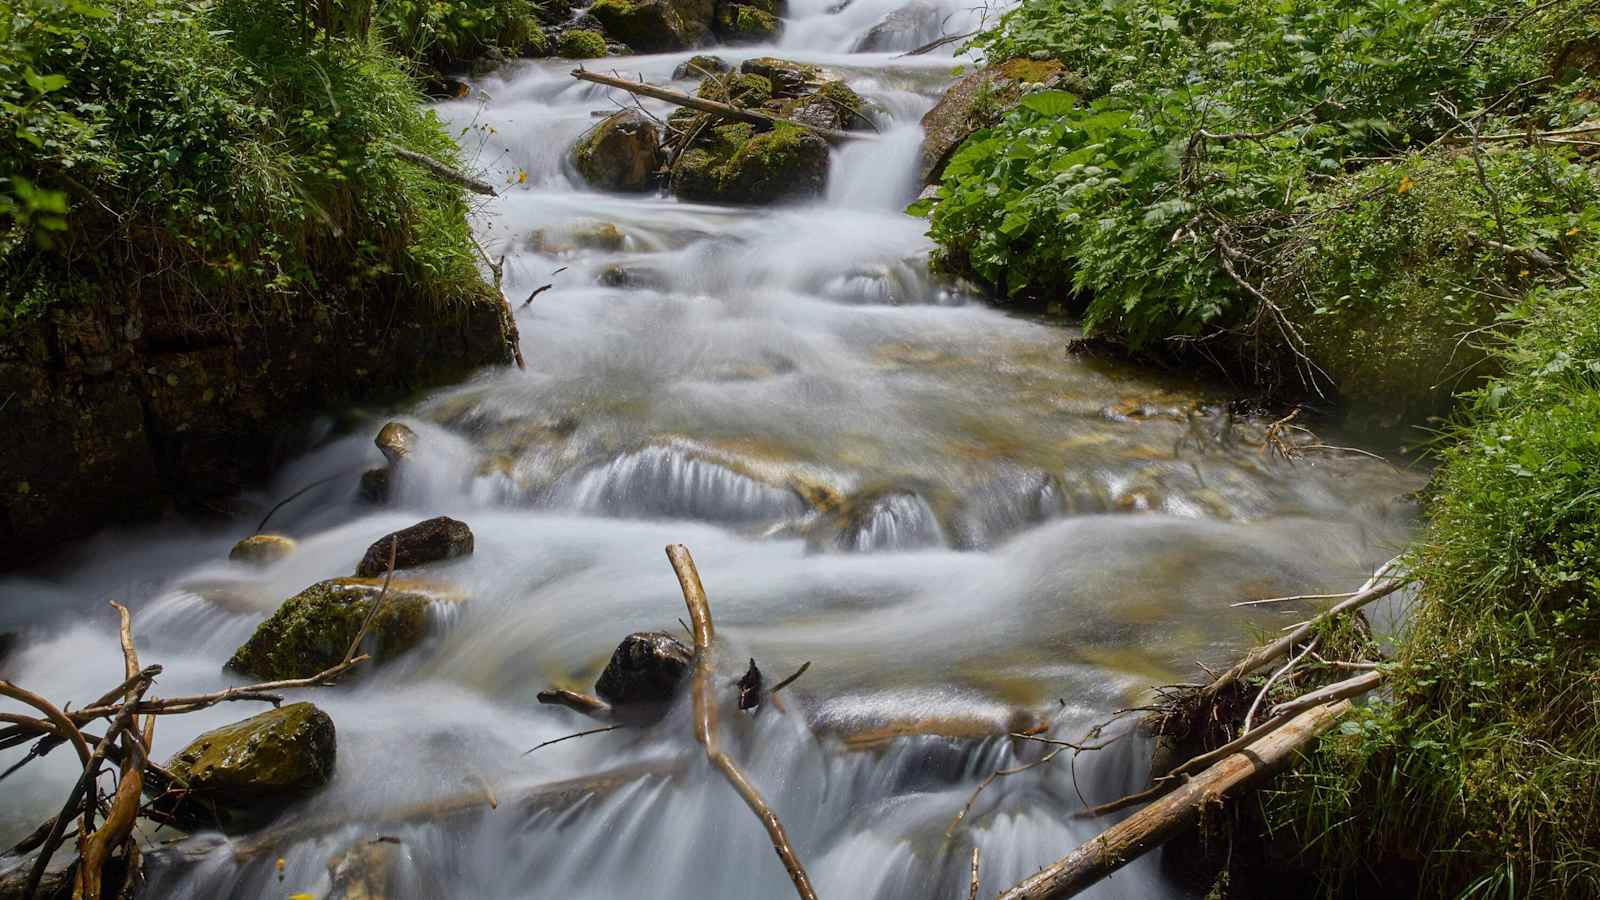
[575, 111, 662, 192]
[158, 703, 335, 830]
[354, 516, 474, 577]
[919, 58, 1072, 184]
[571, 221, 628, 250]
[327, 837, 400, 900]
[358, 467, 391, 504]
[594, 631, 694, 718]
[228, 533, 297, 567]
[225, 578, 461, 679]
[375, 421, 417, 464]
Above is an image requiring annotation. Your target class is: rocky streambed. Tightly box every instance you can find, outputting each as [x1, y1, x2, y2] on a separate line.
[1, 6, 1423, 899]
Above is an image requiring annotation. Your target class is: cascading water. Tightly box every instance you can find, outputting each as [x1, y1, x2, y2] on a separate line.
[0, 4, 1423, 898]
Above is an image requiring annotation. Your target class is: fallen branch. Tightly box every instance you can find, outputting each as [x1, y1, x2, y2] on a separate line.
[666, 544, 818, 900]
[536, 689, 615, 721]
[897, 29, 978, 57]
[522, 724, 628, 755]
[995, 700, 1353, 900]
[946, 747, 1063, 837]
[969, 847, 981, 900]
[386, 145, 498, 196]
[572, 69, 866, 146]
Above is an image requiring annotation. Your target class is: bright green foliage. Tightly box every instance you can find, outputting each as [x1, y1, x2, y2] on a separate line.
[1270, 271, 1600, 898]
[0, 0, 486, 331]
[377, 0, 543, 68]
[557, 28, 608, 59]
[918, 0, 1593, 356]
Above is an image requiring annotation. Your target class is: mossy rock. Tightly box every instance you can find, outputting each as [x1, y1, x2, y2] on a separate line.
[228, 533, 297, 567]
[673, 53, 728, 79]
[525, 24, 551, 57]
[696, 72, 773, 108]
[785, 80, 864, 130]
[740, 57, 817, 97]
[589, 0, 678, 51]
[671, 122, 828, 204]
[158, 703, 336, 831]
[575, 111, 662, 193]
[918, 60, 1073, 184]
[225, 578, 461, 680]
[714, 4, 780, 42]
[558, 28, 608, 58]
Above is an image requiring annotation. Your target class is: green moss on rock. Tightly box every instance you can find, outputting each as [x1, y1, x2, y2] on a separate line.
[225, 578, 461, 680]
[696, 73, 773, 108]
[160, 702, 336, 830]
[557, 28, 608, 58]
[714, 4, 780, 42]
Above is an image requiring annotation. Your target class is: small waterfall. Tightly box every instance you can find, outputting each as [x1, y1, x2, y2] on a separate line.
[548, 445, 810, 523]
[842, 491, 946, 552]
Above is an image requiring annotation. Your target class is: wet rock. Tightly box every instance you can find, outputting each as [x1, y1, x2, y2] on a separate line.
[158, 703, 336, 830]
[783, 79, 865, 131]
[852, 1, 941, 52]
[0, 631, 15, 674]
[571, 221, 627, 250]
[670, 122, 830, 205]
[740, 57, 818, 97]
[698, 72, 773, 108]
[355, 516, 474, 577]
[575, 111, 662, 192]
[228, 533, 297, 567]
[919, 58, 1072, 184]
[673, 53, 729, 79]
[225, 578, 461, 679]
[375, 421, 417, 464]
[359, 467, 391, 504]
[327, 837, 399, 900]
[594, 631, 694, 718]
[714, 3, 781, 42]
[557, 28, 608, 58]
[588, 0, 716, 50]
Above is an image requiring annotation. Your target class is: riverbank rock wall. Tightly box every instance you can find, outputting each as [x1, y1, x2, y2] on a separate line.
[0, 286, 514, 569]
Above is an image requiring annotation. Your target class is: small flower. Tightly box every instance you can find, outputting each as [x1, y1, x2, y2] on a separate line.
[517, 170, 527, 184]
[1569, 225, 1581, 236]
[1397, 175, 1414, 194]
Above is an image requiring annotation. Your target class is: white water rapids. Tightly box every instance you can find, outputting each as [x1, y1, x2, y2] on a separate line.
[0, 3, 1422, 897]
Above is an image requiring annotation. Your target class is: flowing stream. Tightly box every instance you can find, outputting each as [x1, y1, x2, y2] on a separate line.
[0, 5, 1423, 897]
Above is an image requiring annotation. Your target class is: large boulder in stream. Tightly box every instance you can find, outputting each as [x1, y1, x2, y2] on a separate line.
[919, 59, 1075, 184]
[671, 122, 830, 204]
[852, 0, 941, 52]
[225, 578, 462, 679]
[158, 703, 336, 830]
[595, 631, 694, 719]
[576, 111, 663, 192]
[354, 516, 474, 577]
[588, 0, 716, 50]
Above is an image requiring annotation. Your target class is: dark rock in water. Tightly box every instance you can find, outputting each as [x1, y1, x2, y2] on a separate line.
[852, 1, 941, 52]
[228, 533, 297, 567]
[919, 58, 1073, 185]
[673, 53, 729, 79]
[588, 0, 716, 51]
[737, 657, 763, 709]
[714, 3, 781, 42]
[575, 111, 663, 192]
[670, 122, 829, 205]
[375, 421, 417, 464]
[225, 578, 462, 679]
[594, 631, 694, 717]
[0, 631, 15, 674]
[359, 467, 391, 504]
[157, 703, 336, 831]
[740, 57, 818, 98]
[355, 516, 474, 577]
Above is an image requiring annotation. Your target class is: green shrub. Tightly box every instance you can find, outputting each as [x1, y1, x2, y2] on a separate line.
[377, 0, 541, 69]
[558, 28, 608, 59]
[0, 0, 487, 332]
[1269, 272, 1600, 897]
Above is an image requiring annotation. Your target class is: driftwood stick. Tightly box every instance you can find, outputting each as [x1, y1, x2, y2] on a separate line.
[343, 536, 398, 665]
[947, 748, 1063, 837]
[536, 689, 615, 721]
[572, 69, 865, 146]
[73, 603, 147, 900]
[0, 683, 92, 766]
[995, 700, 1353, 900]
[665, 544, 819, 900]
[969, 847, 981, 900]
[67, 656, 369, 724]
[522, 724, 628, 755]
[387, 145, 498, 196]
[1268, 670, 1383, 719]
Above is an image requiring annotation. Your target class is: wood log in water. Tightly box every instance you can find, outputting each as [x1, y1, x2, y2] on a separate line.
[571, 70, 867, 146]
[994, 699, 1352, 900]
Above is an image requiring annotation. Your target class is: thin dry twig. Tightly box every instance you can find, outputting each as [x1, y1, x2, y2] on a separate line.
[947, 748, 1064, 837]
[522, 724, 628, 755]
[969, 846, 981, 900]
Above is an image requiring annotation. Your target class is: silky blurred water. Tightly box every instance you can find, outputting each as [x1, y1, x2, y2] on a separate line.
[0, 4, 1422, 897]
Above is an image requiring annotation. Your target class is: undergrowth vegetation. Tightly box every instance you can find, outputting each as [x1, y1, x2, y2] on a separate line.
[377, 0, 547, 71]
[914, 0, 1600, 417]
[0, 0, 490, 332]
